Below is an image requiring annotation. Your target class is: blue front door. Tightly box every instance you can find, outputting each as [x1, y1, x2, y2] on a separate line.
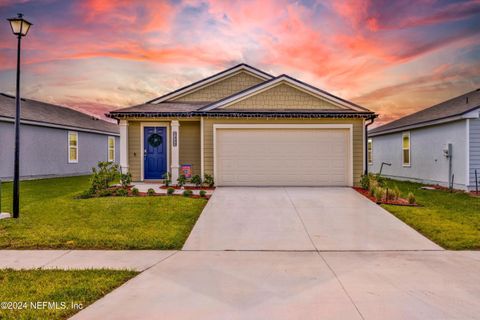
[144, 127, 167, 179]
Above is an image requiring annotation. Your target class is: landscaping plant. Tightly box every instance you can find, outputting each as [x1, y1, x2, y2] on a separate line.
[203, 174, 214, 188]
[407, 192, 416, 204]
[177, 174, 187, 188]
[98, 189, 113, 197]
[120, 172, 132, 188]
[199, 190, 207, 197]
[191, 175, 202, 187]
[116, 188, 128, 197]
[167, 187, 175, 195]
[374, 186, 385, 202]
[131, 187, 139, 196]
[163, 172, 172, 187]
[147, 188, 155, 196]
[360, 174, 370, 190]
[183, 190, 193, 197]
[90, 162, 120, 193]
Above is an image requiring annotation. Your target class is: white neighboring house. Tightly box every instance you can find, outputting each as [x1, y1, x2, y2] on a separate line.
[368, 89, 480, 191]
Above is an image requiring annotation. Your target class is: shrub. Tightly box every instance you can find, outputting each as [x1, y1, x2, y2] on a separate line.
[392, 186, 401, 200]
[203, 174, 214, 188]
[407, 192, 416, 204]
[167, 187, 175, 195]
[177, 174, 187, 188]
[90, 161, 120, 193]
[116, 188, 128, 197]
[163, 172, 172, 187]
[120, 172, 132, 188]
[77, 189, 94, 199]
[191, 175, 202, 187]
[360, 174, 370, 190]
[199, 190, 207, 197]
[373, 186, 385, 202]
[131, 187, 139, 196]
[147, 188, 155, 196]
[375, 174, 386, 187]
[183, 189, 193, 197]
[369, 180, 378, 196]
[385, 187, 396, 201]
[98, 189, 113, 197]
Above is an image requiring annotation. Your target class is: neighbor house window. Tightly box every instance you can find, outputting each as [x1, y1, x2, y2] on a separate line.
[108, 136, 115, 162]
[367, 139, 373, 164]
[402, 132, 410, 166]
[68, 131, 78, 163]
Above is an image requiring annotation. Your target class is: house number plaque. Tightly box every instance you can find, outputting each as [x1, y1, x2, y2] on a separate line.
[173, 131, 177, 147]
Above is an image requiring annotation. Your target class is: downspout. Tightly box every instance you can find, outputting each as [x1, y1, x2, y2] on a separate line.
[365, 116, 375, 175]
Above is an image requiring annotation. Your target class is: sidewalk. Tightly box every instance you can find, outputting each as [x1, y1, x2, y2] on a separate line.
[0, 250, 176, 271]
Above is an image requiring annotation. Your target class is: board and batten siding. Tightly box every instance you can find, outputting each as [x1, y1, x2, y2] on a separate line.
[202, 118, 365, 186]
[470, 117, 480, 188]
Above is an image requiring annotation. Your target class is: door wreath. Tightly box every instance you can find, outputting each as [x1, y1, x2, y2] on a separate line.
[148, 133, 163, 147]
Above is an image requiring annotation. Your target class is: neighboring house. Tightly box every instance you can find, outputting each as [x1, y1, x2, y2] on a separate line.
[368, 89, 480, 191]
[108, 64, 376, 186]
[0, 93, 120, 180]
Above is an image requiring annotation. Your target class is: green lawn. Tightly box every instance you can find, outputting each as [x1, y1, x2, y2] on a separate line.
[382, 179, 480, 250]
[0, 269, 137, 319]
[0, 176, 207, 249]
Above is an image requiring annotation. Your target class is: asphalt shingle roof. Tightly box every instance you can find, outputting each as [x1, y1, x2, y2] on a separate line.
[370, 89, 480, 135]
[0, 93, 119, 134]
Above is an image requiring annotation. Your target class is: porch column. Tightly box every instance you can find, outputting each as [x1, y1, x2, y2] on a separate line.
[171, 120, 180, 183]
[119, 120, 129, 173]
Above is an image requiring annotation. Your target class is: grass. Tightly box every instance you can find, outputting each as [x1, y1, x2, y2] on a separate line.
[0, 176, 207, 249]
[381, 179, 480, 250]
[0, 269, 137, 320]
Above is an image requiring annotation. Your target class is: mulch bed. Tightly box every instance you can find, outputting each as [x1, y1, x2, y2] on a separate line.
[159, 186, 215, 190]
[353, 187, 419, 207]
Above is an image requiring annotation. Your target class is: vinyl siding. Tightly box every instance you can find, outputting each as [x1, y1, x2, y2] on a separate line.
[470, 118, 480, 188]
[171, 71, 263, 102]
[128, 121, 141, 181]
[221, 83, 342, 110]
[179, 121, 201, 176]
[203, 118, 364, 186]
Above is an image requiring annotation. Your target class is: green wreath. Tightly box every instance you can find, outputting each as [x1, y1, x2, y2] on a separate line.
[148, 133, 163, 147]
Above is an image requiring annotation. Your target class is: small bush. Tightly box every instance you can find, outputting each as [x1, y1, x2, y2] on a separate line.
[131, 187, 139, 196]
[163, 172, 171, 187]
[369, 180, 378, 196]
[199, 190, 207, 197]
[392, 186, 401, 200]
[373, 186, 385, 202]
[177, 174, 187, 188]
[77, 189, 94, 199]
[90, 161, 120, 193]
[147, 188, 155, 196]
[407, 192, 416, 204]
[375, 174, 386, 187]
[203, 174, 214, 188]
[116, 188, 128, 197]
[120, 172, 132, 188]
[191, 175, 202, 187]
[183, 190, 193, 197]
[385, 187, 396, 201]
[98, 189, 113, 197]
[167, 187, 175, 195]
[360, 174, 370, 190]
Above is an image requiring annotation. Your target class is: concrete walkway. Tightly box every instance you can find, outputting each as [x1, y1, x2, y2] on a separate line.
[0, 250, 175, 271]
[183, 187, 440, 251]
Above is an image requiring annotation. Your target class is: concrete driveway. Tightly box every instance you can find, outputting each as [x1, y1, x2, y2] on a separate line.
[183, 187, 440, 251]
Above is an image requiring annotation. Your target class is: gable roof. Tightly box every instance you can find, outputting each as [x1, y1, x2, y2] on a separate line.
[0, 93, 119, 135]
[199, 74, 370, 112]
[370, 89, 480, 136]
[147, 63, 274, 104]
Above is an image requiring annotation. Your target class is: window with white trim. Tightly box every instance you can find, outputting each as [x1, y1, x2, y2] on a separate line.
[108, 136, 115, 162]
[68, 131, 78, 163]
[402, 132, 410, 166]
[367, 138, 373, 164]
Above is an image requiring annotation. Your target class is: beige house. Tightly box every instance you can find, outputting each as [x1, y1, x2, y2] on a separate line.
[109, 64, 376, 186]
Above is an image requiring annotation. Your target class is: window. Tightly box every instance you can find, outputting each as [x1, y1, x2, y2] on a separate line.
[68, 131, 78, 163]
[108, 136, 115, 162]
[402, 132, 410, 166]
[367, 138, 373, 164]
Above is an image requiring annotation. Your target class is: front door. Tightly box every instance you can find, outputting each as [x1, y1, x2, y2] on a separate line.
[144, 127, 167, 179]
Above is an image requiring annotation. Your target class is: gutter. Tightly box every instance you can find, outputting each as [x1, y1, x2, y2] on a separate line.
[365, 116, 376, 175]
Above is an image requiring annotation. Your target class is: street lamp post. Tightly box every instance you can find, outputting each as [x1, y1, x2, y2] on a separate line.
[7, 13, 32, 219]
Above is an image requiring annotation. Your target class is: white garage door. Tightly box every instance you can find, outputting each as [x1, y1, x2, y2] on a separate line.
[215, 127, 351, 186]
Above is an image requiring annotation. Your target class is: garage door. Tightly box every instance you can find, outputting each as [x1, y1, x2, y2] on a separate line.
[215, 127, 351, 186]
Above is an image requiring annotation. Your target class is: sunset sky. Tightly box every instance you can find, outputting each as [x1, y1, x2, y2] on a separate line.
[0, 0, 479, 125]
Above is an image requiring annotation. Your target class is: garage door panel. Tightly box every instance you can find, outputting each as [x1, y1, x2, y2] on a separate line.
[216, 128, 350, 186]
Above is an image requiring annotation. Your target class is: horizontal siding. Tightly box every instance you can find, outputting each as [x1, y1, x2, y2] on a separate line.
[128, 122, 141, 181]
[470, 118, 480, 187]
[203, 118, 364, 186]
[179, 121, 201, 176]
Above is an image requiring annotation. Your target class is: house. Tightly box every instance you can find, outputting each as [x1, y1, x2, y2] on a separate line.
[368, 89, 480, 191]
[108, 64, 376, 186]
[0, 93, 120, 180]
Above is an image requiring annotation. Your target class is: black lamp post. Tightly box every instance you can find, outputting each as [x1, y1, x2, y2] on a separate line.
[7, 13, 32, 219]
